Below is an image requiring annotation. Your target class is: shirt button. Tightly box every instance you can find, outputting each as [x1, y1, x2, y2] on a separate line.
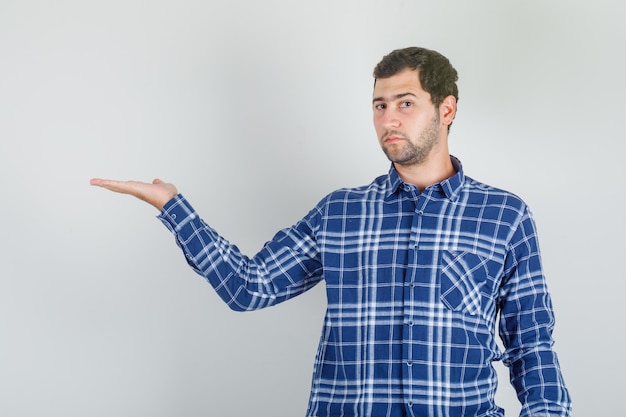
[171, 214, 177, 220]
[408, 321, 414, 326]
[406, 361, 413, 367]
[416, 210, 423, 215]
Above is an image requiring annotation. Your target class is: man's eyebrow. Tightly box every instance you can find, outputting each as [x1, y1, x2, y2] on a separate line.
[372, 92, 417, 104]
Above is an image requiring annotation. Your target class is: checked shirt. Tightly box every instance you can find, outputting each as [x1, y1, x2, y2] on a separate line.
[157, 157, 571, 417]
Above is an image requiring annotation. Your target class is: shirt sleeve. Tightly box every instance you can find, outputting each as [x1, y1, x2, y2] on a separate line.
[156, 194, 324, 311]
[499, 208, 572, 416]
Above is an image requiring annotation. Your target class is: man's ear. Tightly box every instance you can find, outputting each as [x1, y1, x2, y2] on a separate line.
[439, 95, 457, 127]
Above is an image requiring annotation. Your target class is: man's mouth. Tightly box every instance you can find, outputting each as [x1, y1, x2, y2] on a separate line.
[383, 132, 406, 144]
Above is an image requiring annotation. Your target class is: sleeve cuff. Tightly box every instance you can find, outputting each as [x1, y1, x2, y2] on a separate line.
[157, 194, 198, 233]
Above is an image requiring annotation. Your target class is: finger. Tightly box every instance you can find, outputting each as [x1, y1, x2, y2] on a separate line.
[90, 178, 122, 189]
[90, 178, 139, 195]
[89, 178, 107, 186]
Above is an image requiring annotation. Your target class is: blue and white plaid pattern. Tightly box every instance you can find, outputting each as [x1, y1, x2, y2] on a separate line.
[158, 157, 571, 417]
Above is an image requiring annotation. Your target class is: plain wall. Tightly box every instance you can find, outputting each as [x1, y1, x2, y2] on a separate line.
[1, 1, 623, 415]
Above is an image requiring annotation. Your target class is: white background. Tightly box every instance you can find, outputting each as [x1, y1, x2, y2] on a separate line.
[1, 1, 623, 415]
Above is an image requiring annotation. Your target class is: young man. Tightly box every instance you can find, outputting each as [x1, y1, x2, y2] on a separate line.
[91, 47, 571, 417]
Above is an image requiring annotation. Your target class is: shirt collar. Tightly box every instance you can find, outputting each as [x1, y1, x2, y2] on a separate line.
[386, 155, 465, 201]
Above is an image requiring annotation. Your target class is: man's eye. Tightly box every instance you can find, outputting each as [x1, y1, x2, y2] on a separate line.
[375, 104, 386, 110]
[400, 101, 412, 108]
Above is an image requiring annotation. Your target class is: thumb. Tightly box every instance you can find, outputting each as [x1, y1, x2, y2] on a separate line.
[152, 178, 164, 185]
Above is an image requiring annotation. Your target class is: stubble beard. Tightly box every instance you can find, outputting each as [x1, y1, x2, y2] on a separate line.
[381, 114, 441, 167]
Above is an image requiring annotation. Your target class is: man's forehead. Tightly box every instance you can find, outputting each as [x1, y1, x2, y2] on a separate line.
[373, 69, 425, 98]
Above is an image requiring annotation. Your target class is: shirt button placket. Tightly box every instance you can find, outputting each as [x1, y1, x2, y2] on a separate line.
[403, 184, 421, 411]
[407, 193, 425, 411]
[406, 359, 414, 408]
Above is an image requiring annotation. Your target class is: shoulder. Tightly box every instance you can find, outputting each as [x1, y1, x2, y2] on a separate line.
[463, 175, 528, 212]
[305, 174, 390, 219]
[459, 175, 534, 233]
[322, 174, 389, 203]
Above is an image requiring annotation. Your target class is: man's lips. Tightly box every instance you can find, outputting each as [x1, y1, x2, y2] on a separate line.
[383, 133, 406, 144]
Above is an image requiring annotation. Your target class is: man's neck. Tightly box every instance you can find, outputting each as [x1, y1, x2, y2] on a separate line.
[394, 151, 455, 191]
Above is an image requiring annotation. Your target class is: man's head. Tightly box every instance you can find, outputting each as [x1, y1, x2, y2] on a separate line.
[373, 47, 459, 108]
[372, 47, 459, 172]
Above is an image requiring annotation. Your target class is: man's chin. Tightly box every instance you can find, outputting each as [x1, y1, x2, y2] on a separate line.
[383, 148, 413, 165]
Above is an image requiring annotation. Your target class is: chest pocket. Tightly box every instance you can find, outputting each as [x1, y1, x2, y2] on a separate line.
[439, 251, 491, 316]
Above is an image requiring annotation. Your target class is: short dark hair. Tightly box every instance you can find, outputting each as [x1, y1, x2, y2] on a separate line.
[373, 47, 459, 107]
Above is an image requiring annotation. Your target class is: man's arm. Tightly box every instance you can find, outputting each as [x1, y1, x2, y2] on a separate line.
[499, 209, 572, 416]
[90, 178, 178, 211]
[90, 177, 324, 311]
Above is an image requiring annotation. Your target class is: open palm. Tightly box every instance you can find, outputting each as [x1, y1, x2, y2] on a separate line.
[90, 178, 178, 211]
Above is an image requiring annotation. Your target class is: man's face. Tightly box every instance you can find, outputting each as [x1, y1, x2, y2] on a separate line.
[372, 69, 442, 167]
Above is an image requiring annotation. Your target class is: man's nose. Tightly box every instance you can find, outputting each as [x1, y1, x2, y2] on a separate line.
[382, 109, 400, 129]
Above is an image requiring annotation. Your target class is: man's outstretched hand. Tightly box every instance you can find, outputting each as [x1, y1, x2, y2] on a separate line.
[90, 178, 179, 211]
